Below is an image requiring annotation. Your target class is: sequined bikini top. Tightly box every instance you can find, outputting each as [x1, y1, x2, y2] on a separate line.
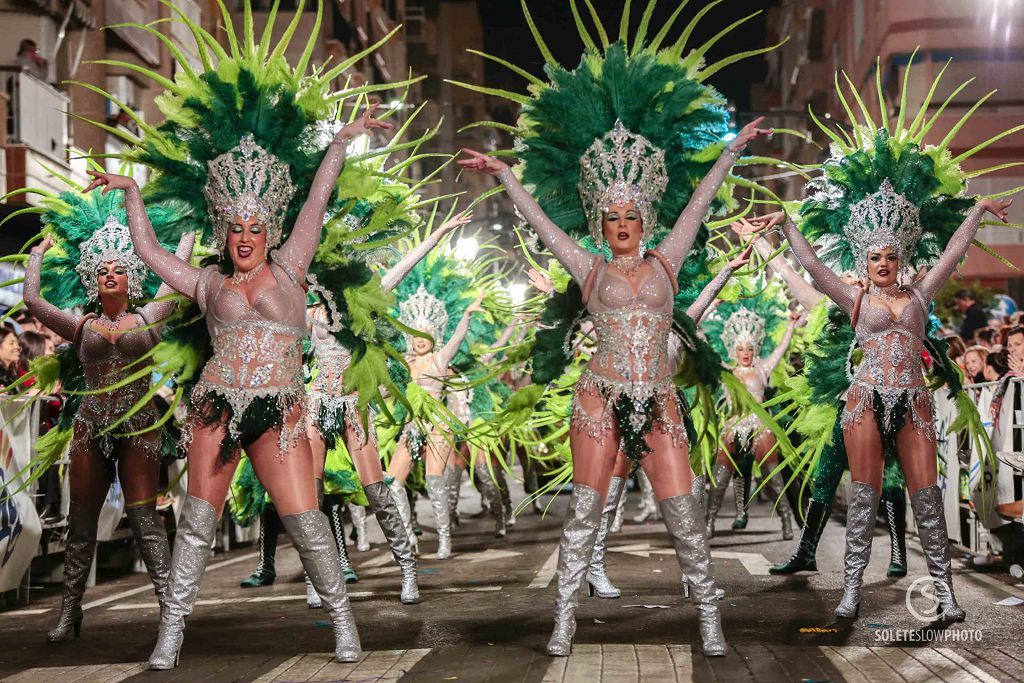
[852, 291, 929, 389]
[196, 253, 306, 334]
[732, 362, 770, 402]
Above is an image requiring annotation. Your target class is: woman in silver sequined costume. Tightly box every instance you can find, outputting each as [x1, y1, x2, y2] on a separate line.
[304, 211, 468, 602]
[25, 225, 193, 643]
[85, 108, 392, 669]
[459, 117, 771, 656]
[385, 290, 485, 559]
[752, 190, 1010, 621]
[704, 307, 802, 540]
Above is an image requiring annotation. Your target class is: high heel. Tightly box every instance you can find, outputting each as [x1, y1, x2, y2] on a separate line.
[281, 510, 362, 663]
[910, 485, 965, 622]
[633, 470, 659, 522]
[364, 481, 420, 604]
[704, 465, 731, 539]
[546, 484, 603, 657]
[586, 477, 624, 599]
[149, 495, 219, 670]
[883, 491, 908, 578]
[48, 501, 97, 643]
[730, 456, 752, 531]
[660, 494, 727, 657]
[445, 465, 463, 527]
[386, 477, 418, 555]
[475, 464, 507, 538]
[305, 574, 323, 609]
[126, 506, 172, 608]
[835, 482, 880, 619]
[770, 498, 832, 575]
[425, 475, 452, 559]
[349, 504, 370, 552]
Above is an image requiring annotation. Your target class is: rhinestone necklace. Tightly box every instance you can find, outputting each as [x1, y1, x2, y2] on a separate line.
[874, 283, 905, 302]
[231, 260, 266, 284]
[611, 254, 645, 277]
[98, 310, 131, 328]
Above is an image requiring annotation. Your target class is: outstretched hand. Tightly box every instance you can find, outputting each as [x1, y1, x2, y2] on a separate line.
[729, 216, 769, 242]
[457, 148, 509, 177]
[439, 209, 473, 236]
[527, 268, 553, 294]
[466, 292, 486, 314]
[31, 235, 54, 256]
[728, 116, 773, 152]
[789, 308, 807, 327]
[728, 243, 754, 269]
[84, 170, 137, 195]
[979, 197, 1013, 222]
[337, 102, 394, 141]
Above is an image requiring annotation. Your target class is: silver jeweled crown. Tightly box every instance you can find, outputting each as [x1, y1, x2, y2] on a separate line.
[398, 284, 449, 351]
[721, 308, 766, 361]
[75, 215, 148, 302]
[844, 178, 922, 275]
[578, 120, 669, 242]
[204, 134, 296, 253]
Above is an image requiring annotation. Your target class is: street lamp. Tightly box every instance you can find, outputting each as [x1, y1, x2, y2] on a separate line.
[454, 236, 479, 261]
[508, 282, 527, 304]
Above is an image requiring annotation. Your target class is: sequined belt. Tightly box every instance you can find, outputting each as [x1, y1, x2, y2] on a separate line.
[588, 309, 673, 382]
[76, 361, 159, 458]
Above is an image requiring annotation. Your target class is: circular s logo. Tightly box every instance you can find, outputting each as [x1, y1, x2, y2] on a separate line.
[906, 576, 944, 622]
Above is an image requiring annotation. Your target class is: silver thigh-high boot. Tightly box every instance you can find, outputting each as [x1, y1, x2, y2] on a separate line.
[350, 504, 370, 552]
[586, 477, 625, 599]
[148, 495, 219, 670]
[387, 477, 417, 555]
[475, 464, 507, 538]
[425, 475, 452, 559]
[305, 480, 327, 609]
[660, 494, 727, 657]
[547, 484, 603, 656]
[446, 465, 463, 527]
[329, 503, 359, 583]
[910, 485, 965, 622]
[496, 466, 515, 527]
[609, 481, 626, 533]
[633, 470, 659, 522]
[48, 501, 97, 642]
[281, 510, 362, 662]
[761, 477, 794, 541]
[126, 506, 172, 612]
[835, 482, 880, 619]
[704, 465, 732, 539]
[364, 481, 420, 604]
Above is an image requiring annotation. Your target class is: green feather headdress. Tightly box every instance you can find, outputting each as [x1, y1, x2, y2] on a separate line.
[703, 277, 788, 363]
[799, 50, 1024, 275]
[76, 0, 424, 258]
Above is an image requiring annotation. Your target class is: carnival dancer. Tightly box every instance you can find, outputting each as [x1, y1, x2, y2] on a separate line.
[18, 187, 193, 642]
[749, 54, 1014, 620]
[79, 1, 409, 666]
[703, 283, 803, 540]
[457, 0, 777, 651]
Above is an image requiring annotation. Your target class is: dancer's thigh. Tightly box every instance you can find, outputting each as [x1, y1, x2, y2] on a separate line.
[895, 411, 938, 495]
[116, 440, 161, 508]
[568, 389, 621, 501]
[842, 402, 884, 492]
[308, 426, 326, 482]
[184, 419, 237, 513]
[611, 450, 629, 479]
[345, 421, 385, 486]
[68, 435, 113, 515]
[423, 429, 449, 476]
[247, 405, 318, 516]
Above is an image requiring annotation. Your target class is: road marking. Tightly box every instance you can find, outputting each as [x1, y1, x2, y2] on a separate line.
[529, 546, 560, 589]
[963, 569, 1024, 599]
[459, 548, 523, 563]
[80, 551, 257, 611]
[360, 551, 396, 568]
[710, 550, 772, 576]
[2, 608, 50, 615]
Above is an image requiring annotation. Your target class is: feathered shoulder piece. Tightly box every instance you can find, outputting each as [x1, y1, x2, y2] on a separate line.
[799, 50, 1024, 274]
[76, 0, 422, 255]
[703, 277, 788, 364]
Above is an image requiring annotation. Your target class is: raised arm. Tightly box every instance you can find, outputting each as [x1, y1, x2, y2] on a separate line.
[762, 312, 802, 376]
[656, 118, 773, 273]
[23, 239, 80, 342]
[136, 232, 196, 327]
[479, 323, 516, 363]
[458, 150, 596, 285]
[773, 215, 858, 313]
[916, 200, 1006, 302]
[436, 306, 477, 369]
[84, 174, 203, 299]
[751, 236, 823, 310]
[686, 260, 739, 320]
[381, 210, 470, 291]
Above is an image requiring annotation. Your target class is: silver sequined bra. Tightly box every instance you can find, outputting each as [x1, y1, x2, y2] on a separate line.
[76, 353, 159, 459]
[308, 321, 370, 444]
[572, 309, 688, 448]
[723, 363, 771, 447]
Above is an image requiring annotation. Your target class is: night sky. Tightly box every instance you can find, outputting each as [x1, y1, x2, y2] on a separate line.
[476, 0, 778, 123]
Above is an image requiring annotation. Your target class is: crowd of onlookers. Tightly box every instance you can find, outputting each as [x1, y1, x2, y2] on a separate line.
[948, 289, 1024, 384]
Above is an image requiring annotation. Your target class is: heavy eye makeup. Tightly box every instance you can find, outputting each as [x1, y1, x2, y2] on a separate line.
[230, 224, 264, 234]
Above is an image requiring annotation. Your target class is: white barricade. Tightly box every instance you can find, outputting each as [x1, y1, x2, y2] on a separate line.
[0, 401, 42, 593]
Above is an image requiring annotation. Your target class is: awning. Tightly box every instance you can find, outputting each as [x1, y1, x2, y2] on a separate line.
[28, 0, 98, 30]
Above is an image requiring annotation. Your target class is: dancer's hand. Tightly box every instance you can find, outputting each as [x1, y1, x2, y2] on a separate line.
[729, 216, 768, 242]
[527, 268, 553, 294]
[789, 309, 807, 327]
[466, 292, 486, 314]
[337, 103, 394, 141]
[728, 116, 773, 152]
[31, 235, 54, 256]
[728, 244, 754, 269]
[457, 148, 509, 177]
[979, 197, 1013, 222]
[84, 170, 137, 195]
[439, 209, 473, 236]
[749, 211, 786, 232]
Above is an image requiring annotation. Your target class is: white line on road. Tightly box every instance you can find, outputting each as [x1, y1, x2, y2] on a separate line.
[107, 585, 505, 609]
[2, 608, 50, 615]
[529, 547, 559, 589]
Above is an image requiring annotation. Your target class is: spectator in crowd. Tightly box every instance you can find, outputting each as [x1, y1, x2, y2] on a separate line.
[1007, 326, 1024, 364]
[956, 289, 990, 343]
[0, 326, 20, 386]
[17, 331, 48, 392]
[985, 349, 1010, 382]
[976, 326, 998, 350]
[13, 310, 40, 335]
[13, 39, 48, 81]
[963, 345, 989, 384]
[946, 335, 967, 368]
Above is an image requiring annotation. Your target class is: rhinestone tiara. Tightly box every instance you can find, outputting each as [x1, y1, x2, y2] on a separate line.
[398, 284, 449, 350]
[578, 120, 669, 243]
[75, 215, 148, 302]
[721, 308, 767, 361]
[204, 134, 296, 253]
[844, 178, 922, 274]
